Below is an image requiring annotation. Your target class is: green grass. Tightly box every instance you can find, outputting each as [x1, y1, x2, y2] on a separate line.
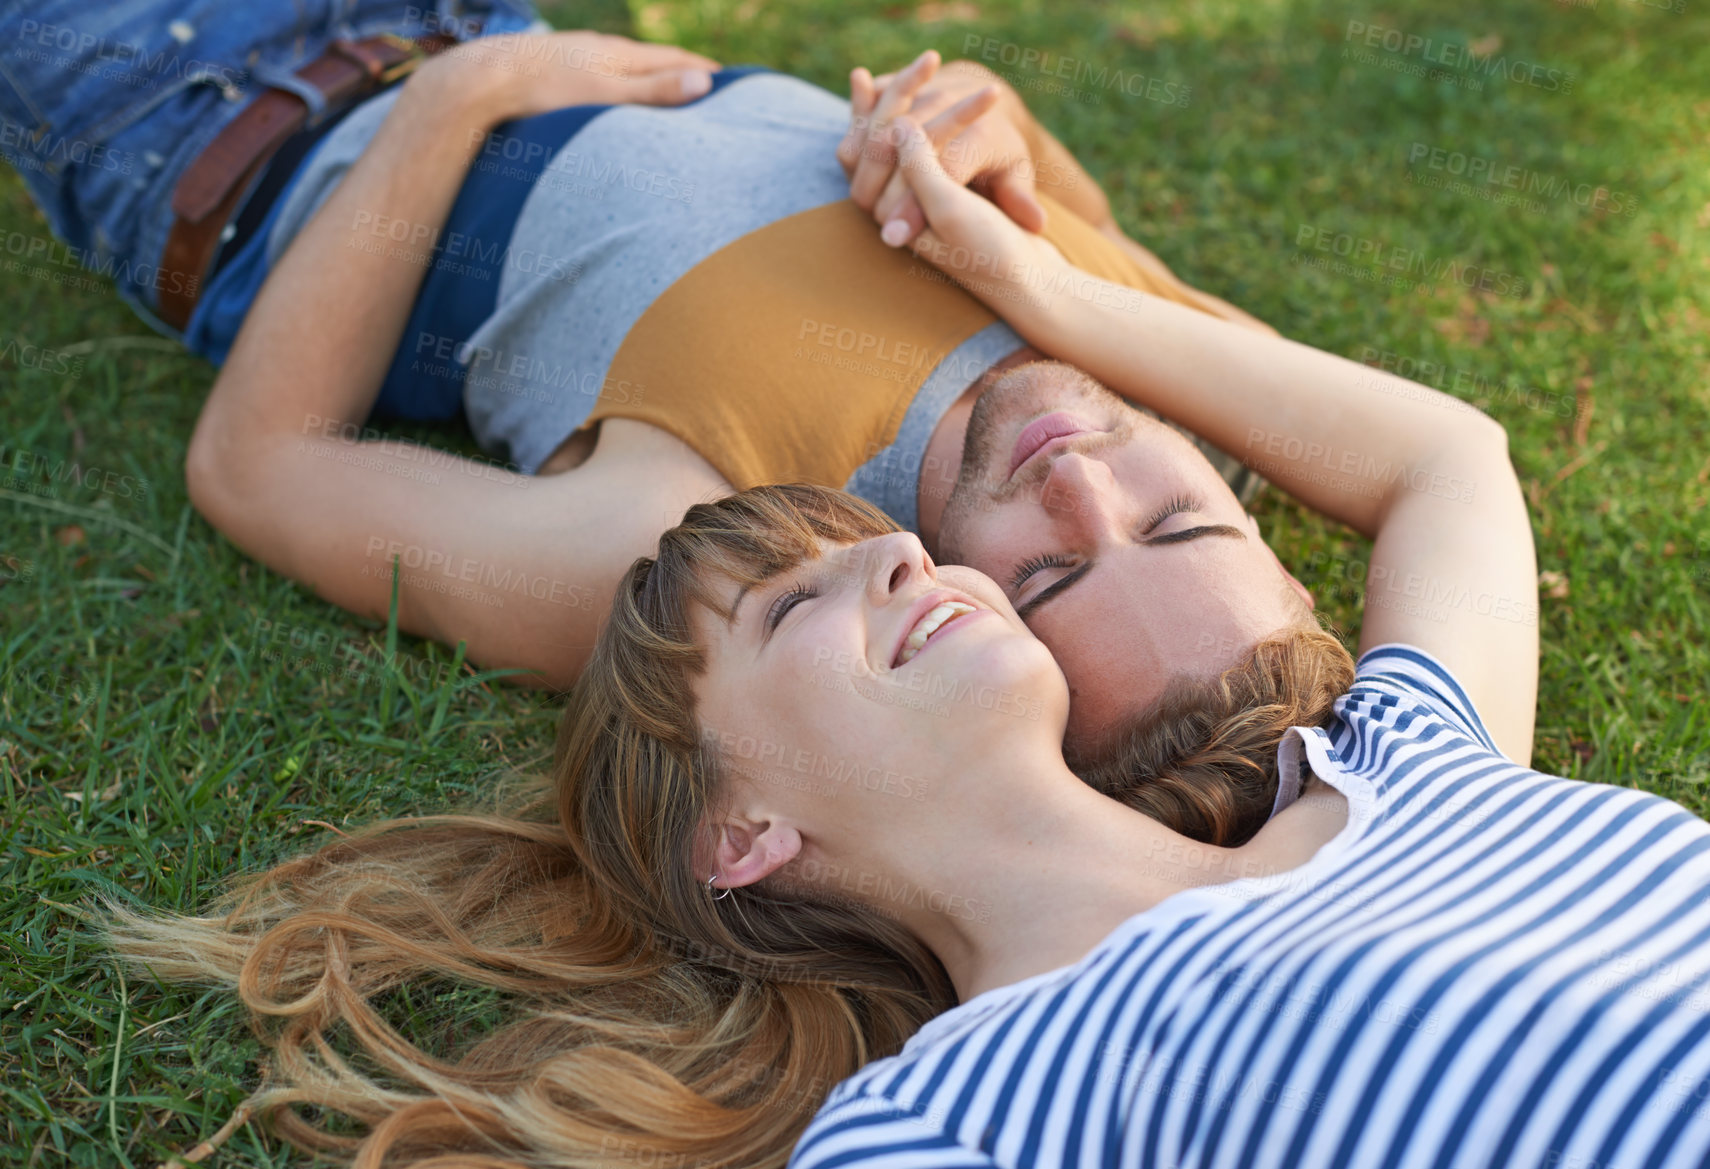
[2, 0, 1707, 1162]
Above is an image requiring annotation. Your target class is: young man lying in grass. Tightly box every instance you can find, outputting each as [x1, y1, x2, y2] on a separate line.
[0, 1, 1532, 778]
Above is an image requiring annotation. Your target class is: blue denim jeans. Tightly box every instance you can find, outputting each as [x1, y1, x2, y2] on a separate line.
[0, 0, 540, 339]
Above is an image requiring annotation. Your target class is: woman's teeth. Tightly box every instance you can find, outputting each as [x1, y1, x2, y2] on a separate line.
[897, 602, 976, 666]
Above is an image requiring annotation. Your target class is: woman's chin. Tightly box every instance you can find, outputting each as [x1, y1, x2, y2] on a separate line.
[892, 636, 1062, 725]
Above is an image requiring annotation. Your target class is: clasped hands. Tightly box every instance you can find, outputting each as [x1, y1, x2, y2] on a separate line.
[837, 50, 1071, 327]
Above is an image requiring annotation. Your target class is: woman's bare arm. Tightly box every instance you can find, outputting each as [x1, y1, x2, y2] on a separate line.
[186, 34, 725, 685]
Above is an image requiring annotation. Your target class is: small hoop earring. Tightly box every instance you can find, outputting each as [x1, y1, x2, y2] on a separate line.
[708, 871, 732, 901]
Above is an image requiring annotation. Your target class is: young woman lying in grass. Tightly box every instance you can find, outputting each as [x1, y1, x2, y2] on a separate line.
[114, 483, 1710, 1169]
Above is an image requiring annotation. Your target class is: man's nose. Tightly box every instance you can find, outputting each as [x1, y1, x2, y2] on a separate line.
[1040, 453, 1119, 539]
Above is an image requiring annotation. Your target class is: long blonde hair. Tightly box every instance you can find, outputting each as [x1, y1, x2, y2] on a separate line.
[109, 483, 1353, 1167]
[111, 485, 950, 1169]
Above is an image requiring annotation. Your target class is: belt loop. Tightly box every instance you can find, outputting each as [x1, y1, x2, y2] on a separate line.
[249, 61, 330, 119]
[437, 0, 486, 41]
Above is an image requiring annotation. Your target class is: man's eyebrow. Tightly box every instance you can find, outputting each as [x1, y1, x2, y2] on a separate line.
[1016, 524, 1248, 619]
[1143, 523, 1247, 547]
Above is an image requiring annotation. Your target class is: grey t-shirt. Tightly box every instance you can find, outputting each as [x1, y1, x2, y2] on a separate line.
[267, 70, 1024, 531]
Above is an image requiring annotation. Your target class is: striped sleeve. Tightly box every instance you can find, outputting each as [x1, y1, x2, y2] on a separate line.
[789, 1097, 998, 1169]
[1350, 642, 1499, 751]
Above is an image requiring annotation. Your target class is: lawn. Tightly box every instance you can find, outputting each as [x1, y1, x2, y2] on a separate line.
[2, 0, 1706, 1163]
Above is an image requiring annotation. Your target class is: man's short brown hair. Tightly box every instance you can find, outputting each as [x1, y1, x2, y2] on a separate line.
[1068, 626, 1356, 846]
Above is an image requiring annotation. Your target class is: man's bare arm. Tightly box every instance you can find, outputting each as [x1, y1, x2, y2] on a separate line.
[882, 117, 1538, 761]
[844, 54, 1277, 338]
[1041, 291, 1537, 760]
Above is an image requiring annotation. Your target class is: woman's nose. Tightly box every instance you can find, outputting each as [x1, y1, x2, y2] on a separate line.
[857, 532, 934, 604]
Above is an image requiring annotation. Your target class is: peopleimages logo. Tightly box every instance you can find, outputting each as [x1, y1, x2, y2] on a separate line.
[961, 35, 1192, 107]
[1354, 346, 1589, 420]
[1342, 21, 1576, 95]
[0, 337, 86, 378]
[15, 20, 245, 90]
[0, 444, 150, 501]
[1343, 21, 1576, 92]
[0, 119, 134, 175]
[699, 726, 933, 802]
[1291, 224, 1529, 299]
[0, 228, 195, 296]
[1407, 143, 1638, 218]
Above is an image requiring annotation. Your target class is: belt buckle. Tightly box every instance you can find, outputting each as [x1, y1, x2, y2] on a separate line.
[375, 33, 428, 84]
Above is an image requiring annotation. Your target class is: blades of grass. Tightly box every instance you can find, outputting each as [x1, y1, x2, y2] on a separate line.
[60, 868, 149, 904]
[2, 612, 44, 665]
[378, 555, 401, 727]
[144, 733, 190, 835]
[0, 486, 174, 557]
[78, 661, 115, 833]
[427, 641, 469, 738]
[184, 727, 265, 811]
[464, 666, 536, 688]
[254, 726, 328, 822]
[168, 504, 192, 601]
[391, 652, 427, 725]
[106, 965, 131, 1168]
[352, 733, 421, 752]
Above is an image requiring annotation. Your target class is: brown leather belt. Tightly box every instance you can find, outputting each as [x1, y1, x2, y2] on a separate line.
[157, 32, 461, 331]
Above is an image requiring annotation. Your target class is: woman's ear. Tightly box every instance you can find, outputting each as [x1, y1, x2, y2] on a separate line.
[698, 813, 802, 892]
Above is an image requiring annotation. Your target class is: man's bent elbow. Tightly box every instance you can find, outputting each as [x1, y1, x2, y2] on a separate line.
[1467, 406, 1511, 458]
[1369, 406, 1514, 526]
[1431, 404, 1511, 473]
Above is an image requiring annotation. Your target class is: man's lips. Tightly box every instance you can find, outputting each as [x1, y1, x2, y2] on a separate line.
[1008, 412, 1094, 479]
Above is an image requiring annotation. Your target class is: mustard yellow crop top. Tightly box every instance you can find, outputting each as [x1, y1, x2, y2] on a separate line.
[587, 190, 1233, 491]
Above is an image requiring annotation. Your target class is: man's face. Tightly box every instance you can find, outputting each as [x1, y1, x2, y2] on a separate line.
[937, 362, 1313, 755]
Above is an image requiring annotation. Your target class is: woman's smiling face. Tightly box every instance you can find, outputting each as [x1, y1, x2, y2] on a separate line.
[688, 531, 1067, 831]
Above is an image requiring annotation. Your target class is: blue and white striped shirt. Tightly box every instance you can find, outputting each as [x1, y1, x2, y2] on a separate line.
[789, 645, 1710, 1169]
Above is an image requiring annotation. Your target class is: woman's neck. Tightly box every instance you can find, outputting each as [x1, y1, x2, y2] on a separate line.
[887, 763, 1348, 1004]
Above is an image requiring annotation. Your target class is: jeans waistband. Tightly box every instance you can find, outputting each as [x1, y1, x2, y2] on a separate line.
[206, 77, 403, 287]
[0, 0, 541, 333]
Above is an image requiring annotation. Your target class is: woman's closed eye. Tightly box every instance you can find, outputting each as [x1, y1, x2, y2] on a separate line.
[765, 582, 817, 632]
